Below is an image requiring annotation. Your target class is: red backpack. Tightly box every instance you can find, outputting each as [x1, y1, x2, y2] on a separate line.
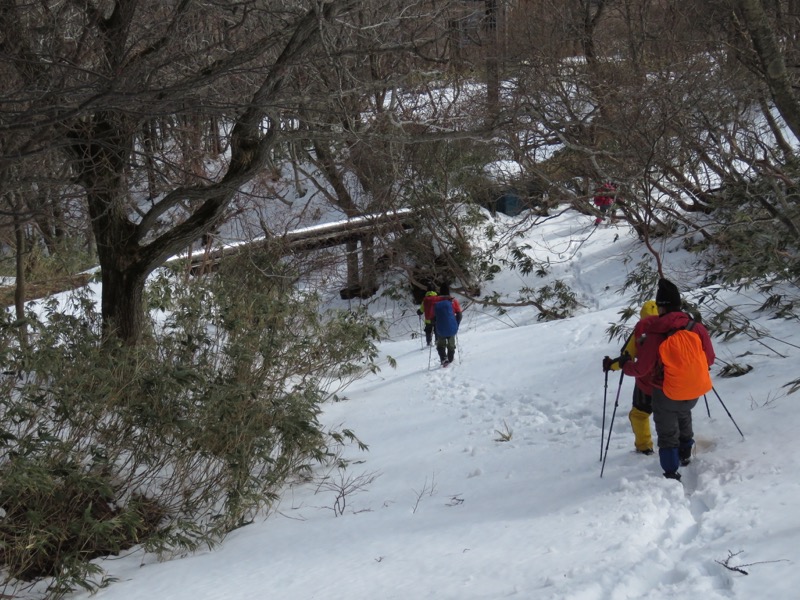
[658, 321, 713, 400]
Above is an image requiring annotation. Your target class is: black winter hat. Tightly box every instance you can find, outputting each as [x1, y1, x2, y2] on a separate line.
[655, 278, 681, 310]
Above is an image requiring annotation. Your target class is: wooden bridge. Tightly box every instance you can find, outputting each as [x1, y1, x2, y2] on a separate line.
[1, 209, 416, 306]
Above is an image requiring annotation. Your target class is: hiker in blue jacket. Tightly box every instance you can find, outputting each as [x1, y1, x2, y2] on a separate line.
[432, 284, 462, 367]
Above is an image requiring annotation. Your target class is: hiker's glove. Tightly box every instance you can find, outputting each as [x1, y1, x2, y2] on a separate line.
[617, 353, 631, 368]
[417, 309, 423, 316]
[602, 356, 614, 372]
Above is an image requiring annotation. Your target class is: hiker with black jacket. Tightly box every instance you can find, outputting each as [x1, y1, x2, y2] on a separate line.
[619, 279, 715, 481]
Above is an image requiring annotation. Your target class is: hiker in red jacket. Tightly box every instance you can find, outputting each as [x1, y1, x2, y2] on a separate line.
[417, 289, 438, 346]
[593, 182, 616, 225]
[619, 279, 715, 481]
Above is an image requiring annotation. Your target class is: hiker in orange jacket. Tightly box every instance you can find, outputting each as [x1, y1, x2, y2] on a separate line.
[619, 279, 715, 481]
[602, 300, 660, 455]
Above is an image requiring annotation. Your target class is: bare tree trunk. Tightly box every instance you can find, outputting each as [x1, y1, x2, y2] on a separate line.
[208, 115, 223, 156]
[758, 94, 795, 159]
[485, 0, 500, 122]
[346, 240, 360, 292]
[182, 111, 206, 184]
[361, 235, 376, 294]
[290, 142, 307, 196]
[99, 261, 149, 342]
[12, 196, 26, 325]
[142, 119, 159, 199]
[735, 0, 800, 141]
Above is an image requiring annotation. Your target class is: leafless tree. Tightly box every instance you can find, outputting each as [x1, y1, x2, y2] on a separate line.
[486, 0, 800, 280]
[4, 0, 799, 339]
[2, 0, 472, 342]
[275, 0, 490, 297]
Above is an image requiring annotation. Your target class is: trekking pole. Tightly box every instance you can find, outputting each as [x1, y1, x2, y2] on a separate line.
[600, 371, 624, 477]
[703, 394, 711, 418]
[600, 370, 609, 461]
[601, 334, 633, 461]
[712, 386, 745, 439]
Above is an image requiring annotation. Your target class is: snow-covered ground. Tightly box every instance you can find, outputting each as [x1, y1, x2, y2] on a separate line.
[62, 208, 799, 600]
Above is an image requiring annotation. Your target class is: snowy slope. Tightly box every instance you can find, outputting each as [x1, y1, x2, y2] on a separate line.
[62, 209, 800, 600]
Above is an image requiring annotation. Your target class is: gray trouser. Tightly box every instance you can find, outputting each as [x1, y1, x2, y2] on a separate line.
[652, 387, 697, 449]
[436, 335, 456, 361]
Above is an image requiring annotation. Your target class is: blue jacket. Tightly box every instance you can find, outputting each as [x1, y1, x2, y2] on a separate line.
[433, 297, 461, 337]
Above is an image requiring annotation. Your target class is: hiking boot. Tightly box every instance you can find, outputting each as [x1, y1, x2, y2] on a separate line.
[441, 360, 449, 367]
[679, 443, 694, 465]
[680, 457, 691, 467]
[663, 471, 681, 481]
[637, 448, 654, 456]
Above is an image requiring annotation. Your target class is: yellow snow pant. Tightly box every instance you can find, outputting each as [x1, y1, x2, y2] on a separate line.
[629, 387, 653, 452]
